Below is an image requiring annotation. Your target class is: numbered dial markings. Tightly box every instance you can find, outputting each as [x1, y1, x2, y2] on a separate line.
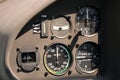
[75, 42, 101, 73]
[44, 43, 72, 76]
[75, 7, 100, 36]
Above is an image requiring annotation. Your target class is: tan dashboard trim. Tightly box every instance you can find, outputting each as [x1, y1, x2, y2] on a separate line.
[0, 0, 6, 3]
[0, 0, 56, 79]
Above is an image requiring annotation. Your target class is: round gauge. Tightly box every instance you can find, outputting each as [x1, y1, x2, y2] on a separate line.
[75, 7, 100, 37]
[51, 17, 71, 38]
[75, 42, 101, 74]
[44, 43, 72, 76]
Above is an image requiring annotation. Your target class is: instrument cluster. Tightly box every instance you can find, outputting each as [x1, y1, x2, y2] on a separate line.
[8, 6, 101, 80]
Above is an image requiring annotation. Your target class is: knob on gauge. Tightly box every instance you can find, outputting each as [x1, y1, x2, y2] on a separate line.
[51, 16, 71, 38]
[75, 7, 100, 37]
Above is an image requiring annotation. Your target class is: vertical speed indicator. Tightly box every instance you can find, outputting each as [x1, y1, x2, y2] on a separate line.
[44, 43, 72, 76]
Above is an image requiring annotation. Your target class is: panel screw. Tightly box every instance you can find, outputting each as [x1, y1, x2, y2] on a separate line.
[35, 47, 39, 50]
[68, 35, 72, 40]
[68, 70, 72, 75]
[44, 45, 47, 50]
[51, 36, 54, 40]
[76, 44, 79, 48]
[44, 72, 48, 77]
[17, 68, 21, 72]
[36, 67, 39, 71]
[16, 47, 20, 52]
[68, 44, 70, 47]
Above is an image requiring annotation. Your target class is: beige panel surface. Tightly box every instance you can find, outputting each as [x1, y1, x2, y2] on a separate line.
[8, 13, 98, 80]
[0, 0, 56, 79]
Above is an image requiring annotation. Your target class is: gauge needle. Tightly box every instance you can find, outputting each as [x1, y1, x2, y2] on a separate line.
[86, 8, 89, 20]
[55, 46, 59, 67]
[84, 8, 89, 27]
[56, 46, 59, 60]
[76, 56, 86, 59]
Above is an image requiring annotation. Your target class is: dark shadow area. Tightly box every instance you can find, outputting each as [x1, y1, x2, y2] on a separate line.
[98, 0, 120, 80]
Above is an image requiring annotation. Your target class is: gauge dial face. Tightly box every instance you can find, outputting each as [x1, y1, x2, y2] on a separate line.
[44, 43, 72, 76]
[75, 42, 101, 73]
[51, 17, 71, 38]
[75, 7, 100, 37]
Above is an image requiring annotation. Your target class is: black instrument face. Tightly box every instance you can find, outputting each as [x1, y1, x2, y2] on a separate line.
[44, 43, 72, 76]
[75, 42, 101, 73]
[75, 7, 100, 37]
